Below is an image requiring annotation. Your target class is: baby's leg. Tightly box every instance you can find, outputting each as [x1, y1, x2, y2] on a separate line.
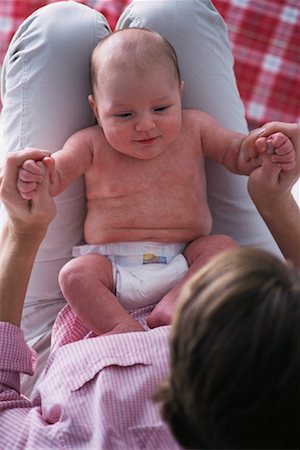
[147, 235, 238, 328]
[59, 254, 144, 335]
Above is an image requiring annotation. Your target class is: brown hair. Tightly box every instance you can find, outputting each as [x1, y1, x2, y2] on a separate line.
[156, 248, 300, 448]
[90, 28, 181, 95]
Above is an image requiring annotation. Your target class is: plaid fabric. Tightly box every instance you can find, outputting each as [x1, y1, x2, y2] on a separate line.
[1, 0, 299, 125]
[213, 0, 300, 126]
[0, 0, 130, 74]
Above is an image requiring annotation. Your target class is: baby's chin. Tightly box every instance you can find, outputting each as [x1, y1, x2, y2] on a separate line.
[116, 140, 167, 160]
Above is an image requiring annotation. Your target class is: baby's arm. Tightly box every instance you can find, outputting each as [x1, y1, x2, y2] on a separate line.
[197, 111, 272, 174]
[200, 112, 296, 175]
[17, 128, 94, 200]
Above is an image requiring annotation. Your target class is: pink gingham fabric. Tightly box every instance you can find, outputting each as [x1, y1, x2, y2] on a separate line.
[213, 0, 300, 126]
[0, 306, 180, 449]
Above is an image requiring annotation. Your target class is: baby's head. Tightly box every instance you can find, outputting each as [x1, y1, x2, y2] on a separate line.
[157, 248, 300, 449]
[88, 28, 183, 160]
[90, 27, 181, 96]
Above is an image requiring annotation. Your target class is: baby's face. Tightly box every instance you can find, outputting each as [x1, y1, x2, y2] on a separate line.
[91, 60, 183, 160]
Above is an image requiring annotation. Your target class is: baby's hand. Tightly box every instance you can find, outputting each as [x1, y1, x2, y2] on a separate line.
[256, 132, 296, 171]
[18, 158, 51, 200]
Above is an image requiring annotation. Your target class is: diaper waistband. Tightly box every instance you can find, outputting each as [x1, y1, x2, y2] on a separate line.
[72, 242, 187, 265]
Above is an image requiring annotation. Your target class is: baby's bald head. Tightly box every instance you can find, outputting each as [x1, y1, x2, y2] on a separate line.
[90, 28, 181, 94]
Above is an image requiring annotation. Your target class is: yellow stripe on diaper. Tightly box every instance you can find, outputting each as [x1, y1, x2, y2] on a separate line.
[143, 253, 167, 264]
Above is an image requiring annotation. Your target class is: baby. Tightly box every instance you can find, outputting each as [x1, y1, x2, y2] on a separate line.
[17, 28, 295, 335]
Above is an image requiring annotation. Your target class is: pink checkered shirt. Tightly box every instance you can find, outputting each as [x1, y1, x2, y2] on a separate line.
[213, 0, 300, 125]
[0, 305, 180, 449]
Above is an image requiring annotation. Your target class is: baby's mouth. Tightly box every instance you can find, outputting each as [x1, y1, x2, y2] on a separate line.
[136, 136, 158, 144]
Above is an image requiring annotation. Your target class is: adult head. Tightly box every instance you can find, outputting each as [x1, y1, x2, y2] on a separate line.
[157, 247, 300, 448]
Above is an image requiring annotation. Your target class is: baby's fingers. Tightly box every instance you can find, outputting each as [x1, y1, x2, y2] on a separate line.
[271, 136, 295, 171]
[271, 154, 295, 171]
[19, 159, 45, 178]
[17, 179, 38, 199]
[18, 160, 46, 199]
[22, 158, 45, 174]
[31, 164, 56, 224]
[18, 166, 44, 183]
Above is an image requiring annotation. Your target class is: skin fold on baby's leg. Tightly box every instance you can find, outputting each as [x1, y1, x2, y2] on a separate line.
[147, 235, 239, 328]
[59, 254, 144, 335]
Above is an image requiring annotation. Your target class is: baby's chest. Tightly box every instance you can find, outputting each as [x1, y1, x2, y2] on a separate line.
[86, 147, 203, 199]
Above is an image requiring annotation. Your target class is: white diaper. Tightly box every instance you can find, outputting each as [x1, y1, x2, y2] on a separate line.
[72, 242, 189, 309]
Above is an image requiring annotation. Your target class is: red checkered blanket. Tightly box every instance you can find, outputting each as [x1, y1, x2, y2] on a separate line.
[1, 0, 300, 125]
[213, 0, 300, 125]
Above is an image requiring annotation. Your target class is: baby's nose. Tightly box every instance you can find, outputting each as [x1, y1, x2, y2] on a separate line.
[135, 114, 155, 132]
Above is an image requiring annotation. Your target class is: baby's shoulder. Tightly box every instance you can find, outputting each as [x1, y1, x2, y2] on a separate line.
[182, 108, 212, 121]
[182, 108, 200, 118]
[181, 108, 219, 131]
[182, 108, 209, 123]
[181, 108, 208, 133]
[70, 124, 107, 148]
[80, 124, 104, 140]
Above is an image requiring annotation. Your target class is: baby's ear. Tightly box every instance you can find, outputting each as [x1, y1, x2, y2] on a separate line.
[88, 95, 100, 124]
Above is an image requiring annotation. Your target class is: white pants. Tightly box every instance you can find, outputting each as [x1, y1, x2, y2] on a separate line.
[0, 0, 280, 396]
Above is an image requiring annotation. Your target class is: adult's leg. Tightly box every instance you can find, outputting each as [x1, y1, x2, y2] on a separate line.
[117, 0, 281, 254]
[0, 1, 111, 396]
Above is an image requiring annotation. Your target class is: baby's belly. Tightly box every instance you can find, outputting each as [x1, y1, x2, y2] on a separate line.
[83, 200, 213, 244]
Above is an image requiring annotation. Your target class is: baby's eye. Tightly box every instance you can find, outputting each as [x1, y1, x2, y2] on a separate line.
[115, 112, 132, 118]
[154, 105, 169, 113]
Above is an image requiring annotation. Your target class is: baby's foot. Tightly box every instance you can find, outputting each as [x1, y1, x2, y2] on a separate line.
[104, 319, 144, 336]
[147, 294, 176, 328]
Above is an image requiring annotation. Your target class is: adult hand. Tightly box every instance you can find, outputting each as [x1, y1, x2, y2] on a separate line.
[247, 122, 300, 267]
[0, 149, 56, 238]
[0, 149, 56, 326]
[248, 122, 300, 205]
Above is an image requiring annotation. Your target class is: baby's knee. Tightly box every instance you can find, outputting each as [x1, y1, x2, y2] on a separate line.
[203, 234, 240, 259]
[58, 258, 83, 295]
[184, 234, 239, 265]
[211, 234, 239, 251]
[59, 254, 113, 298]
